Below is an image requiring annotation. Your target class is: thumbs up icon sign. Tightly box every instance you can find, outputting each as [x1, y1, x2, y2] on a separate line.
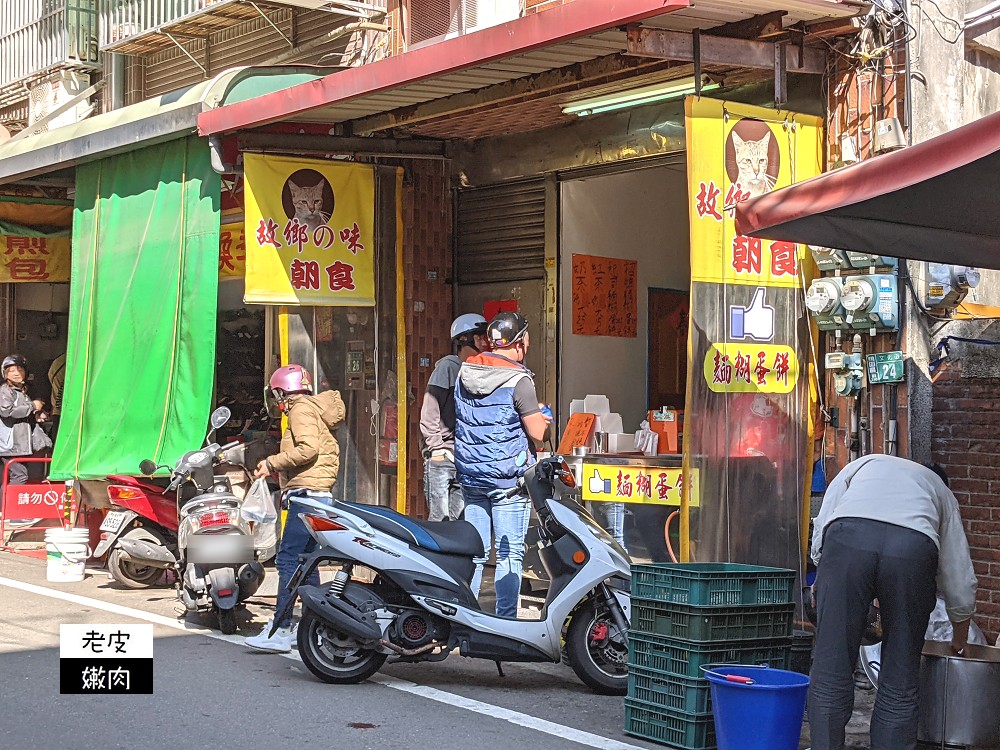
[730, 287, 775, 343]
[589, 470, 611, 496]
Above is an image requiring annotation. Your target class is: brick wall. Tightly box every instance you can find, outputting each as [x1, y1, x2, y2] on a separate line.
[932, 364, 1000, 642]
[402, 160, 454, 518]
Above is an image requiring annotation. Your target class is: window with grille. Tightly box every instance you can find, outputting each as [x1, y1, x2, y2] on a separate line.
[408, 0, 521, 47]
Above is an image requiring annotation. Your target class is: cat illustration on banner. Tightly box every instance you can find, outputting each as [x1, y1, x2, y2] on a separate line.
[282, 168, 336, 233]
[725, 118, 781, 199]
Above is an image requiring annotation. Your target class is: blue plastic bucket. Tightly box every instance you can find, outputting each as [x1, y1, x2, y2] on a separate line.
[702, 664, 810, 750]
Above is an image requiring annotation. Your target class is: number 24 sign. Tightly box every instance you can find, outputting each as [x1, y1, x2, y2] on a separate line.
[866, 351, 905, 385]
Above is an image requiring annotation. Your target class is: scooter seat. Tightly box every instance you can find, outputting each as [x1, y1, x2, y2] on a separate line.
[335, 501, 484, 557]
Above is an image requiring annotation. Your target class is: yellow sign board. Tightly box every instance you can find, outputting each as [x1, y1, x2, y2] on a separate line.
[243, 154, 376, 305]
[703, 343, 799, 394]
[581, 464, 700, 507]
[687, 98, 822, 288]
[218, 223, 246, 279]
[0, 234, 71, 282]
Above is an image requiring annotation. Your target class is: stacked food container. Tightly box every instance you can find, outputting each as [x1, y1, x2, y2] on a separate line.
[625, 563, 798, 749]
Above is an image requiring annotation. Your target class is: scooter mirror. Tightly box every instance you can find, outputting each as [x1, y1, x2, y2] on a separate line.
[210, 406, 232, 430]
[139, 459, 159, 476]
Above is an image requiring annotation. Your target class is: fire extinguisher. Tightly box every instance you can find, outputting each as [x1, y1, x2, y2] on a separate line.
[378, 402, 398, 467]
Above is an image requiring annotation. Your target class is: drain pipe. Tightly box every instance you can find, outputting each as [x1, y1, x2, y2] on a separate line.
[209, 135, 241, 175]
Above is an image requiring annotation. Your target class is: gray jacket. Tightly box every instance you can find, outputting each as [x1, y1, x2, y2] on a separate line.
[0, 383, 36, 457]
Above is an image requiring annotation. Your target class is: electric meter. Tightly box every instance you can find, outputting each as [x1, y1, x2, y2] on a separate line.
[809, 246, 850, 272]
[845, 251, 899, 270]
[841, 274, 899, 331]
[923, 263, 981, 314]
[805, 278, 847, 331]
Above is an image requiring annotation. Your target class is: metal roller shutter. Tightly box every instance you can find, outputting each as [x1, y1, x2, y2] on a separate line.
[456, 178, 546, 284]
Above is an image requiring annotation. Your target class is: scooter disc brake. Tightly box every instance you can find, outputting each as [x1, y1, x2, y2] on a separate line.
[317, 625, 363, 658]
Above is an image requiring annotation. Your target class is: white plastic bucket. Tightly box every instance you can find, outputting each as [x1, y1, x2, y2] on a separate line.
[45, 528, 91, 583]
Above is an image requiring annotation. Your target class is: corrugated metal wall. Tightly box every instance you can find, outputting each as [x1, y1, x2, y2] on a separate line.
[130, 8, 361, 101]
[456, 179, 546, 283]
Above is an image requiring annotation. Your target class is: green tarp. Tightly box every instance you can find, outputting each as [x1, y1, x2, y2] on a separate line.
[50, 136, 221, 480]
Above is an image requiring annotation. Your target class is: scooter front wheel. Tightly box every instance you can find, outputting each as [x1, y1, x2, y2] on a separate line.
[297, 609, 387, 684]
[565, 600, 629, 695]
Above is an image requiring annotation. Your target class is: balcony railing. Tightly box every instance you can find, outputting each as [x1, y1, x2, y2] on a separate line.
[0, 0, 101, 95]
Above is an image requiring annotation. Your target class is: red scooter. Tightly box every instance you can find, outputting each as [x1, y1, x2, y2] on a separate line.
[94, 475, 179, 588]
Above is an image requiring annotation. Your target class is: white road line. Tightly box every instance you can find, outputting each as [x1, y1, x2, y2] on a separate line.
[0, 575, 648, 750]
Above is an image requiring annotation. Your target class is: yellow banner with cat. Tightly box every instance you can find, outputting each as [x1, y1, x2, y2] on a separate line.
[687, 98, 823, 288]
[243, 154, 376, 305]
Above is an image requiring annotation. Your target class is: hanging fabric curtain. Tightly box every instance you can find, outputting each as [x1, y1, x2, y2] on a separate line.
[50, 136, 221, 479]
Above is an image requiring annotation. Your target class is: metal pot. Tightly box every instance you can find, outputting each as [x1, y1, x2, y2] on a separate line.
[918, 640, 1000, 748]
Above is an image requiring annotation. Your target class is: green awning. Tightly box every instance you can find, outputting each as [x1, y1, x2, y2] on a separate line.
[50, 136, 221, 479]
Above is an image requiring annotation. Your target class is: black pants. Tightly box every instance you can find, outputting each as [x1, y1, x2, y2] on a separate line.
[809, 518, 937, 750]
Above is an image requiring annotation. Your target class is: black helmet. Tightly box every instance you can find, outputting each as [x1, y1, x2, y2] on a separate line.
[2, 354, 27, 376]
[487, 312, 529, 348]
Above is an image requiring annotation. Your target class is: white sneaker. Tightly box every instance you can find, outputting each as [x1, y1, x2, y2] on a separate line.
[245, 620, 293, 653]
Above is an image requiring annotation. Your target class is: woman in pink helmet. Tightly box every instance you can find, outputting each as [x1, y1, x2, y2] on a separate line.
[245, 364, 345, 653]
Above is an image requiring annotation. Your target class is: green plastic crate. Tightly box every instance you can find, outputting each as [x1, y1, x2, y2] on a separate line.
[631, 563, 796, 606]
[628, 667, 713, 714]
[632, 598, 795, 642]
[629, 631, 791, 679]
[625, 698, 716, 749]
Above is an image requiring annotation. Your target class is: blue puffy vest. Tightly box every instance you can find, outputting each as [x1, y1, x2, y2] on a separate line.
[454, 356, 533, 490]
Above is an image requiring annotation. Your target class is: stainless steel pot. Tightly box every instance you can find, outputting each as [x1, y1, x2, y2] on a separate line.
[918, 640, 1000, 748]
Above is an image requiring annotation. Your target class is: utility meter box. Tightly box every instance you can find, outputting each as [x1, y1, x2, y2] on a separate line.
[805, 277, 848, 331]
[825, 352, 863, 396]
[923, 262, 981, 314]
[841, 274, 899, 331]
[810, 246, 851, 272]
[846, 251, 899, 270]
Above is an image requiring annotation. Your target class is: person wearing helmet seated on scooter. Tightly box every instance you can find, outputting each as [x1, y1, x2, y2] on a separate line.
[419, 313, 490, 522]
[0, 354, 49, 487]
[245, 364, 346, 653]
[454, 312, 552, 618]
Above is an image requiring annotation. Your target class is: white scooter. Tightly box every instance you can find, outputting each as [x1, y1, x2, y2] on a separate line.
[274, 456, 632, 694]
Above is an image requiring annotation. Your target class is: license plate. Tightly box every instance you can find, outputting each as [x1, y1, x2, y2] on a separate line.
[100, 511, 129, 533]
[287, 564, 304, 592]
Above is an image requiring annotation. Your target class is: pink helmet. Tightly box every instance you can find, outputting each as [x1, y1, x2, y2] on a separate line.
[269, 364, 312, 395]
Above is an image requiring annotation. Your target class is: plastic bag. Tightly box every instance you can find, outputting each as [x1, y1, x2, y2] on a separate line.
[924, 597, 988, 645]
[240, 478, 279, 561]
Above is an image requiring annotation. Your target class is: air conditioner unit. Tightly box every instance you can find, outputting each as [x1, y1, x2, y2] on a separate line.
[410, 0, 521, 46]
[28, 71, 92, 134]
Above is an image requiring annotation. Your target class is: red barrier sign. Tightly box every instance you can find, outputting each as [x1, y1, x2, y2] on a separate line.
[2, 458, 67, 521]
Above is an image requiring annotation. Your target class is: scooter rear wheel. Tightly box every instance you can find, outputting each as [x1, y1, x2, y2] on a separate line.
[218, 606, 238, 635]
[108, 528, 168, 589]
[565, 600, 629, 695]
[297, 609, 387, 684]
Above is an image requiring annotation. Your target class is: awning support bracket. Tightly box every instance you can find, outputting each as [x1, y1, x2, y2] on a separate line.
[693, 29, 702, 95]
[249, 2, 293, 48]
[774, 42, 787, 108]
[164, 32, 208, 75]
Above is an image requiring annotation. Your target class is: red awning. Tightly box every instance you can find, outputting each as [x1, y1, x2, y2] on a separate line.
[734, 110, 1000, 269]
[198, 0, 690, 135]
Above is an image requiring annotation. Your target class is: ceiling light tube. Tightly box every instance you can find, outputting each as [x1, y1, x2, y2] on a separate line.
[562, 77, 721, 117]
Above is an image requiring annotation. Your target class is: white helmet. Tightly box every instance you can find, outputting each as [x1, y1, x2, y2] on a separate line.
[450, 313, 487, 340]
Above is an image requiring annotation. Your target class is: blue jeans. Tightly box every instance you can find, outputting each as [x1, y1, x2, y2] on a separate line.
[462, 485, 530, 618]
[591, 502, 627, 551]
[274, 492, 332, 628]
[424, 456, 464, 521]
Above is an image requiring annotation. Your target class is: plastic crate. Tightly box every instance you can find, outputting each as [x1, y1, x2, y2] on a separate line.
[631, 563, 796, 606]
[629, 631, 791, 679]
[624, 698, 716, 749]
[628, 667, 712, 714]
[632, 598, 795, 642]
